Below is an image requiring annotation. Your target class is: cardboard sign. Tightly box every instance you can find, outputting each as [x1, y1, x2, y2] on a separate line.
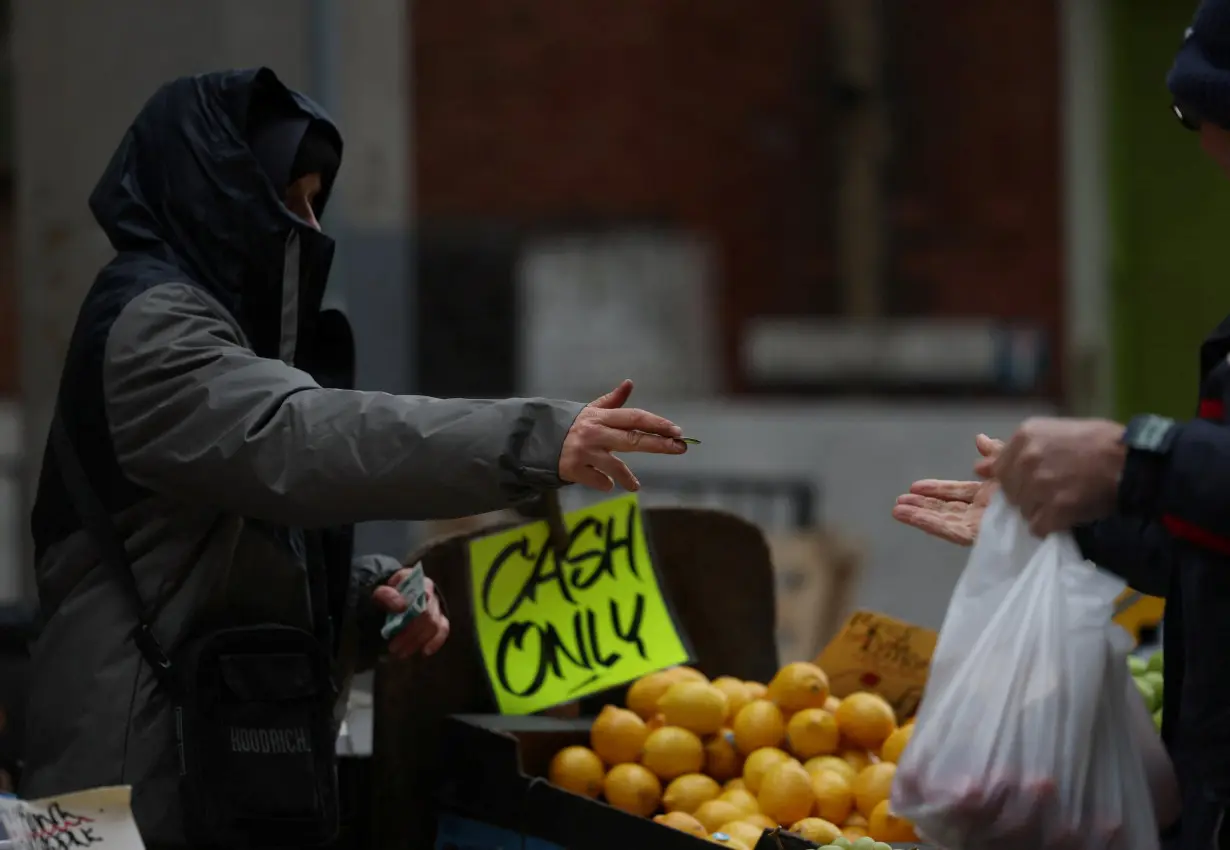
[815, 609, 937, 721]
[468, 493, 691, 715]
[0, 786, 146, 849]
[1113, 590, 1165, 646]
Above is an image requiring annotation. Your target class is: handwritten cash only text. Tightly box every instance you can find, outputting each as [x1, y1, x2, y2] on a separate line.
[468, 494, 691, 715]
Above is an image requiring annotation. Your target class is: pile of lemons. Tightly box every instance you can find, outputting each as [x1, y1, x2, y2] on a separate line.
[546, 662, 919, 849]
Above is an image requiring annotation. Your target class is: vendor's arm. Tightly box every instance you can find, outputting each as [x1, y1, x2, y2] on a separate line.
[1072, 518, 1173, 598]
[103, 283, 683, 527]
[1117, 415, 1230, 556]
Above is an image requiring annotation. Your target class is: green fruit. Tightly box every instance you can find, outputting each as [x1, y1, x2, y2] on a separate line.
[1148, 651, 1164, 673]
[1128, 655, 1148, 676]
[832, 840, 852, 849]
[1143, 672, 1164, 708]
[873, 843, 894, 850]
[855, 838, 877, 849]
[1153, 709, 1163, 730]
[1134, 676, 1153, 704]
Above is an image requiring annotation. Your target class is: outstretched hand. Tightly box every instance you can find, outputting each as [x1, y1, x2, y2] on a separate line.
[892, 434, 1003, 546]
[558, 379, 688, 493]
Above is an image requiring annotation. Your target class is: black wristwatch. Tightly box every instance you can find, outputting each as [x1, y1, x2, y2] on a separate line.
[1118, 414, 1179, 516]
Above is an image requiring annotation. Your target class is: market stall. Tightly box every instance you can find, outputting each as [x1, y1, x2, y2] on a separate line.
[369, 493, 941, 850]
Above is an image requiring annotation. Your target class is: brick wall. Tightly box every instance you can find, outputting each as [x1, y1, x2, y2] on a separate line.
[413, 0, 1062, 395]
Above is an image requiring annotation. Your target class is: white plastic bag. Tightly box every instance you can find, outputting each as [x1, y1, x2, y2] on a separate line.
[892, 494, 1168, 850]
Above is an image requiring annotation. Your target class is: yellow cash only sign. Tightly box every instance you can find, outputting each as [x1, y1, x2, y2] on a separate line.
[468, 494, 691, 715]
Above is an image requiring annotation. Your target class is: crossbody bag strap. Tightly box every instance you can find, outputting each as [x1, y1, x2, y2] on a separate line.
[50, 410, 173, 678]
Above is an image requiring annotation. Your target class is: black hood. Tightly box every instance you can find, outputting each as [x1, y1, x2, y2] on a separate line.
[88, 67, 344, 361]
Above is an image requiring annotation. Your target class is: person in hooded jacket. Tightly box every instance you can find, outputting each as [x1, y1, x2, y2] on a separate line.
[894, 5, 1230, 847]
[21, 67, 689, 847]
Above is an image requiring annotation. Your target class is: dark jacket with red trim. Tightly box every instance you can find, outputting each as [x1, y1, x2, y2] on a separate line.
[1074, 316, 1230, 850]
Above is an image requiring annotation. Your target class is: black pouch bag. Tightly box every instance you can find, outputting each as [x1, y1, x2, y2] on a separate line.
[52, 413, 340, 849]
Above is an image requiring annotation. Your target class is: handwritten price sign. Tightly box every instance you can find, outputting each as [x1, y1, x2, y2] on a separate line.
[468, 494, 691, 715]
[816, 610, 938, 721]
[0, 785, 147, 849]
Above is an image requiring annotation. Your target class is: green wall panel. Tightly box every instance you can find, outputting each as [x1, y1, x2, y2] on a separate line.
[1110, 0, 1230, 420]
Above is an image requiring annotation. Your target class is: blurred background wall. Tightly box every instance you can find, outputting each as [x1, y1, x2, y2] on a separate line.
[0, 0, 1213, 630]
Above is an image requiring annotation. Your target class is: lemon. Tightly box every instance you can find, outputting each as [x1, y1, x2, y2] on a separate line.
[718, 820, 767, 848]
[790, 817, 842, 845]
[627, 671, 679, 720]
[834, 692, 897, 751]
[757, 759, 815, 826]
[712, 676, 753, 720]
[742, 746, 791, 794]
[653, 811, 708, 838]
[786, 708, 840, 759]
[844, 812, 868, 828]
[851, 762, 897, 818]
[718, 787, 759, 815]
[695, 799, 749, 834]
[723, 777, 747, 792]
[642, 725, 705, 781]
[603, 763, 662, 817]
[744, 681, 768, 701]
[675, 666, 709, 683]
[878, 724, 913, 764]
[590, 705, 649, 765]
[804, 755, 857, 784]
[663, 773, 721, 814]
[547, 745, 605, 799]
[825, 695, 842, 713]
[742, 812, 778, 829]
[732, 699, 786, 755]
[868, 799, 918, 843]
[843, 826, 869, 841]
[658, 680, 730, 736]
[811, 768, 854, 823]
[841, 749, 875, 772]
[705, 729, 744, 781]
[767, 662, 831, 713]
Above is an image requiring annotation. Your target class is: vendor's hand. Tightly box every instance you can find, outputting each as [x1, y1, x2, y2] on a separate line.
[559, 379, 688, 493]
[893, 434, 1003, 546]
[371, 571, 450, 659]
[978, 417, 1126, 537]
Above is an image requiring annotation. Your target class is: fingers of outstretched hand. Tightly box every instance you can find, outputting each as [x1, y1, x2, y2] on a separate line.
[891, 504, 975, 546]
[589, 379, 634, 409]
[896, 493, 966, 514]
[571, 465, 616, 493]
[975, 433, 1005, 458]
[590, 453, 639, 491]
[908, 479, 981, 502]
[597, 407, 683, 439]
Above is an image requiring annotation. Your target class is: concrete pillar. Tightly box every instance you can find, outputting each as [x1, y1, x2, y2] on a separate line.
[1060, 0, 1113, 417]
[12, 0, 415, 596]
[330, 0, 416, 560]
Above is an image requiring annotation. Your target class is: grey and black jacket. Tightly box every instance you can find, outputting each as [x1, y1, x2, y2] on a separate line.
[21, 67, 582, 846]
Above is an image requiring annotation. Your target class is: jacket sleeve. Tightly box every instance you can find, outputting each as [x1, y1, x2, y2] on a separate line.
[344, 553, 403, 672]
[1121, 418, 1230, 556]
[1072, 518, 1173, 598]
[102, 282, 585, 526]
